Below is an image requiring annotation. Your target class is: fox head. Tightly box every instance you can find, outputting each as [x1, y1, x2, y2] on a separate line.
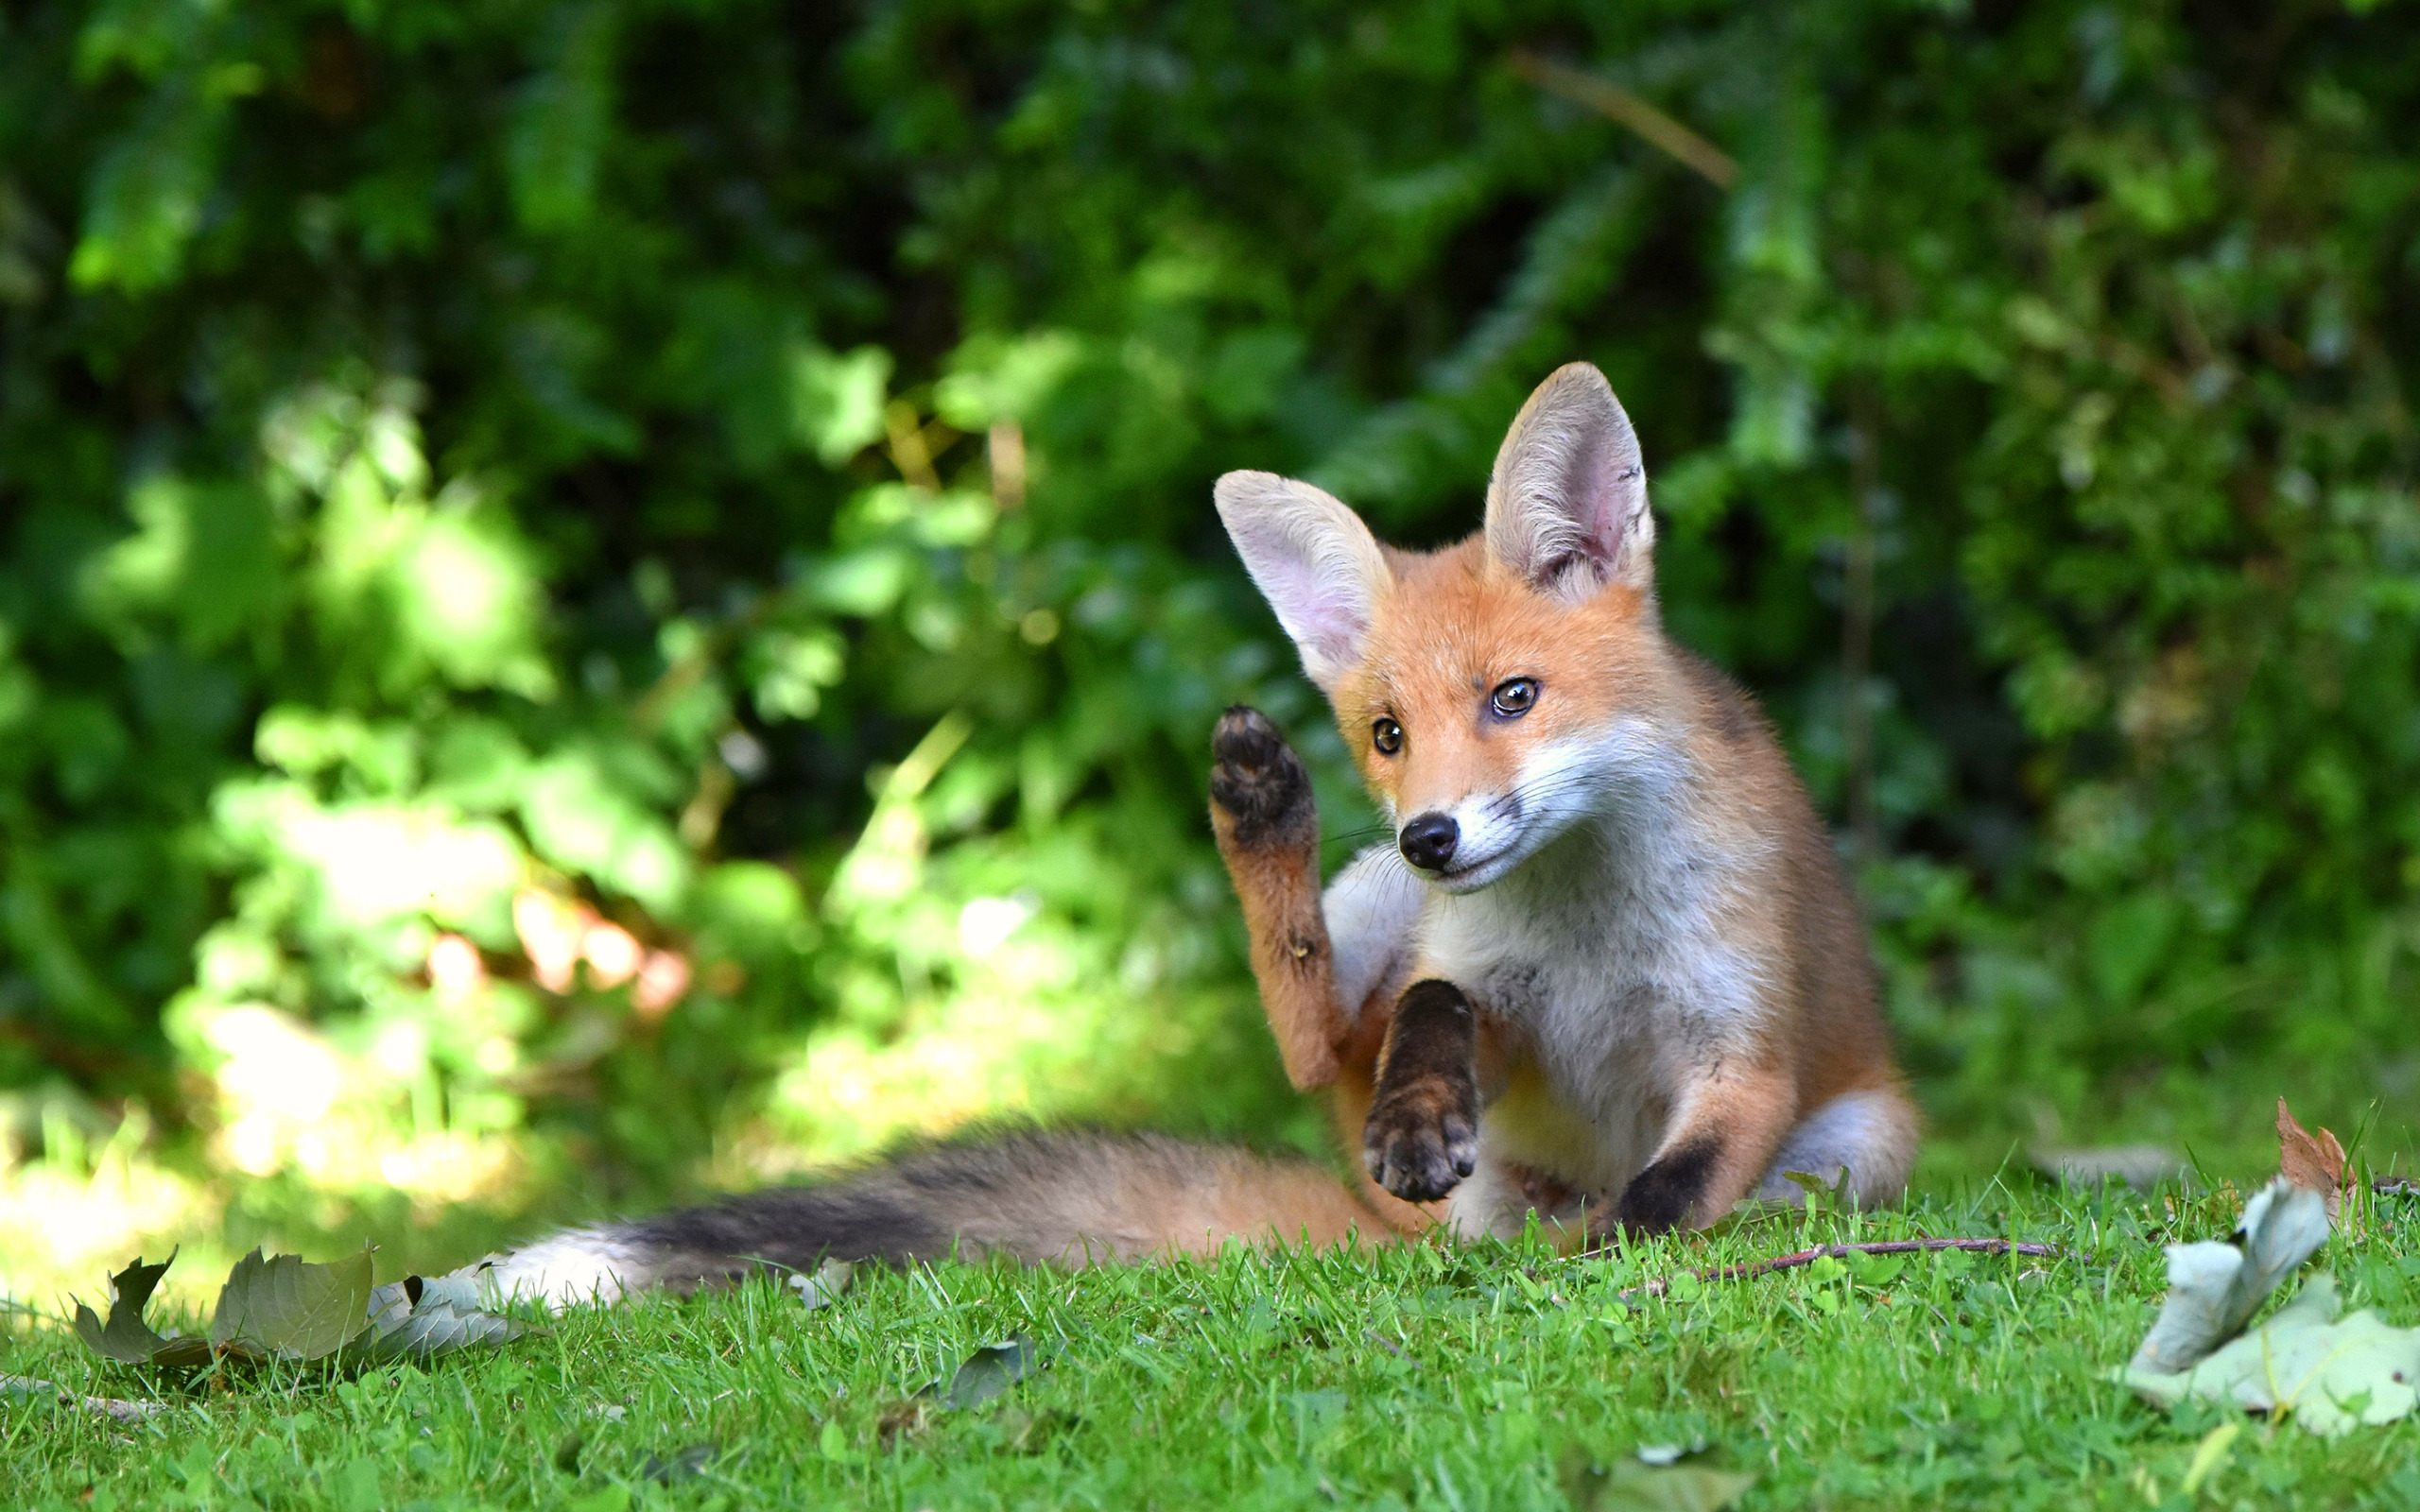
[1217, 363, 1672, 893]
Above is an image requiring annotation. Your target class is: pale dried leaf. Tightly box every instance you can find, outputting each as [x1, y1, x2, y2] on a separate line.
[789, 1258, 854, 1311]
[2121, 1276, 2420, 1436]
[2127, 1178, 2328, 1374]
[363, 1261, 531, 1361]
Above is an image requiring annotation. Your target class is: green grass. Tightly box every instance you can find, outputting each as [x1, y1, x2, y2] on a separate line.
[6, 1176, 2420, 1511]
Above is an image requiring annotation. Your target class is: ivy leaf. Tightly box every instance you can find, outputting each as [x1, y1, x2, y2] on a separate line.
[2121, 1276, 2420, 1436]
[364, 1263, 531, 1361]
[2127, 1177, 2328, 1374]
[70, 1253, 210, 1368]
[209, 1247, 375, 1363]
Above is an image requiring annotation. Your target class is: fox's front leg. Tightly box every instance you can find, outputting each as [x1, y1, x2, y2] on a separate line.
[1595, 1064, 1798, 1238]
[1361, 980, 1480, 1203]
[1209, 706, 1351, 1091]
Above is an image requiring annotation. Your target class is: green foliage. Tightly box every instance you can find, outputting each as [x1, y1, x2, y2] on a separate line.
[6, 0, 2420, 1233]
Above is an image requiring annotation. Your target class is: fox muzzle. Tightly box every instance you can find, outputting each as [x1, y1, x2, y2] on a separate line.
[1397, 812, 1459, 871]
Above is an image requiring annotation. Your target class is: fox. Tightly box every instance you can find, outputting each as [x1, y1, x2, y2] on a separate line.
[478, 362, 1914, 1306]
[1208, 362, 1917, 1244]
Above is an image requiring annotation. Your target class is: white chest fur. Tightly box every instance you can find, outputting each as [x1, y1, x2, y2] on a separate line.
[1415, 804, 1771, 1199]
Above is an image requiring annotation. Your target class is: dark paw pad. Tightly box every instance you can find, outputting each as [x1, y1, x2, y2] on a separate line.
[1612, 1141, 1720, 1236]
[1210, 706, 1314, 846]
[1362, 1084, 1478, 1204]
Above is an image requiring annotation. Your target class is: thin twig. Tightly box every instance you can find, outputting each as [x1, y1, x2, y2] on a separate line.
[1617, 1238, 2065, 1300]
[1509, 49, 1737, 189]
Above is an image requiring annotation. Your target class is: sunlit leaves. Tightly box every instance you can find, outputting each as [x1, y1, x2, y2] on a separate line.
[390, 510, 552, 696]
[519, 745, 690, 913]
[79, 477, 282, 654]
[791, 345, 894, 467]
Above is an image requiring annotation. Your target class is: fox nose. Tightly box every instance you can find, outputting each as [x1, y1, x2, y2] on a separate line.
[1398, 813, 1460, 871]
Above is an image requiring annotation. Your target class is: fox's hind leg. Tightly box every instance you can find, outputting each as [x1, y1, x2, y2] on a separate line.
[1596, 1064, 1800, 1237]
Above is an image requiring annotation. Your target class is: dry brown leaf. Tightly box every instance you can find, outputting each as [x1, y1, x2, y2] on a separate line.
[2276, 1097, 2347, 1222]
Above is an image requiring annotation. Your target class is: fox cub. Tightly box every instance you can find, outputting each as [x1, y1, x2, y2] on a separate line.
[1208, 360, 1916, 1242]
[476, 363, 1913, 1304]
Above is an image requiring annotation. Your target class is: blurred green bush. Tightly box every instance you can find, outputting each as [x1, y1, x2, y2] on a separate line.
[5, 0, 2420, 1257]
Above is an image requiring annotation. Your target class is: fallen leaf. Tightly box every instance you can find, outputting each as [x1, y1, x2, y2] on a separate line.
[789, 1258, 854, 1311]
[640, 1443, 716, 1483]
[2128, 1177, 2328, 1375]
[1560, 1450, 1756, 1512]
[71, 1253, 210, 1368]
[2278, 1097, 2348, 1222]
[2121, 1276, 2420, 1436]
[210, 1247, 375, 1363]
[924, 1335, 1041, 1408]
[365, 1263, 530, 1360]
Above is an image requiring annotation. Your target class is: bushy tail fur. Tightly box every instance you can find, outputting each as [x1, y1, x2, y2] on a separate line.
[483, 1132, 1392, 1308]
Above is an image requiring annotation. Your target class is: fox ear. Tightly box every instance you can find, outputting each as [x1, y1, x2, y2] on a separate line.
[1215, 471, 1391, 691]
[1483, 363, 1652, 601]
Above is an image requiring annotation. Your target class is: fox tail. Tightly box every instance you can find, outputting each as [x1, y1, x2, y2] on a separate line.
[481, 1131, 1391, 1308]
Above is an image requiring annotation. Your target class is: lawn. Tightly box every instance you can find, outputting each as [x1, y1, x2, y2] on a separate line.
[8, 1170, 2420, 1510]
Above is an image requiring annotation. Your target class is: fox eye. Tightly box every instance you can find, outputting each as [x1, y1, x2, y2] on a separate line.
[1372, 716, 1404, 756]
[1490, 678, 1540, 718]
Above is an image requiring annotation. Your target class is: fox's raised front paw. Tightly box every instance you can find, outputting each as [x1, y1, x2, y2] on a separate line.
[1210, 705, 1316, 848]
[1362, 1077, 1478, 1204]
